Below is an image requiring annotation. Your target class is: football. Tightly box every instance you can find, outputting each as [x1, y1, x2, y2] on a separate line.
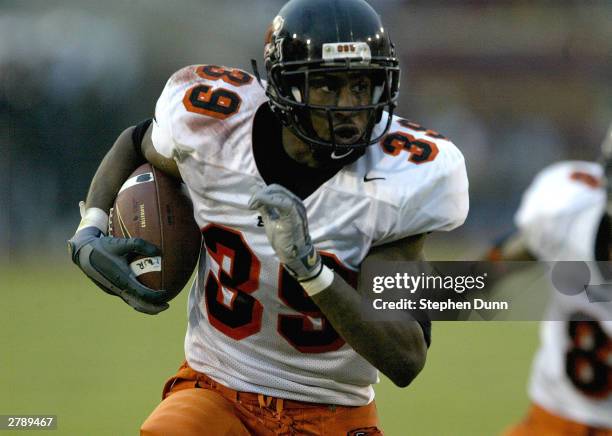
[109, 163, 201, 301]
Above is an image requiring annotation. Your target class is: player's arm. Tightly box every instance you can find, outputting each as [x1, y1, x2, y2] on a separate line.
[485, 231, 535, 262]
[85, 121, 180, 211]
[312, 234, 429, 388]
[249, 185, 428, 387]
[68, 120, 180, 314]
[482, 231, 536, 289]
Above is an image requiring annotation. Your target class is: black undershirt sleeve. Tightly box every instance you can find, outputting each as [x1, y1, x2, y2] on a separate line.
[131, 118, 153, 157]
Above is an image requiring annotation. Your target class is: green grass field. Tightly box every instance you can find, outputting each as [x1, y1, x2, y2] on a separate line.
[1, 259, 539, 435]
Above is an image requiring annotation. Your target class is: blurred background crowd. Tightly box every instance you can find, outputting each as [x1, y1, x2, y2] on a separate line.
[2, 0, 612, 259]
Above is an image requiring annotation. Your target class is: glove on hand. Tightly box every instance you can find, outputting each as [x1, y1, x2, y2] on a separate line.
[68, 206, 169, 314]
[248, 184, 322, 282]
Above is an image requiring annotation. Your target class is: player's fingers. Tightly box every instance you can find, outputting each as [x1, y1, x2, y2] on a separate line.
[133, 300, 169, 315]
[248, 189, 276, 209]
[126, 275, 170, 304]
[247, 195, 263, 211]
[102, 237, 160, 257]
[250, 183, 298, 205]
[249, 196, 282, 220]
[120, 292, 169, 315]
[90, 277, 117, 296]
[266, 185, 306, 209]
[250, 192, 294, 214]
[124, 238, 161, 257]
[264, 184, 300, 200]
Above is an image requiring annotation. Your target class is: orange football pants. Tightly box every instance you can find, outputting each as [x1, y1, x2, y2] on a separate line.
[140, 362, 383, 436]
[504, 403, 612, 436]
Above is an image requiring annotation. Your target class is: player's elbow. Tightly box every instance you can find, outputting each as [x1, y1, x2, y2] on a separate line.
[386, 342, 427, 388]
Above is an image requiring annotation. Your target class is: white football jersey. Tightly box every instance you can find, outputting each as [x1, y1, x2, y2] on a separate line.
[151, 64, 469, 405]
[515, 161, 612, 427]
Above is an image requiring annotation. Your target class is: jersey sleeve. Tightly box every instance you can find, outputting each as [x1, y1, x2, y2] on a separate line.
[514, 161, 604, 259]
[150, 65, 262, 161]
[372, 134, 469, 246]
[151, 66, 198, 159]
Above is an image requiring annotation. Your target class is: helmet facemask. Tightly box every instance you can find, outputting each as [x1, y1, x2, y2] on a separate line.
[267, 58, 399, 155]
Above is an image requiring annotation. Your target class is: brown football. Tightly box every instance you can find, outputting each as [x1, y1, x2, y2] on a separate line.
[109, 163, 201, 301]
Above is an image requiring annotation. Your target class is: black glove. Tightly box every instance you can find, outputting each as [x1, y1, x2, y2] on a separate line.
[68, 226, 170, 314]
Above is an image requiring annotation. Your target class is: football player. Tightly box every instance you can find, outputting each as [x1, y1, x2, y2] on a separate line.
[68, 0, 469, 434]
[487, 126, 612, 435]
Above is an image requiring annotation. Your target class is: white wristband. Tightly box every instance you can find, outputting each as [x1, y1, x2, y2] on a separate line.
[76, 202, 109, 234]
[300, 265, 335, 296]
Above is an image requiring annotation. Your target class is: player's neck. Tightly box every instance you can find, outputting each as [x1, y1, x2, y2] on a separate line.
[281, 127, 322, 169]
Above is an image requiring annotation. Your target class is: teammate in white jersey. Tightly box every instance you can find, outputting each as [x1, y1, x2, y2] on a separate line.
[487, 127, 612, 435]
[68, 0, 469, 434]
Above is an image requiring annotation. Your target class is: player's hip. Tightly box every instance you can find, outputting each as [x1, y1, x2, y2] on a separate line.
[157, 361, 383, 436]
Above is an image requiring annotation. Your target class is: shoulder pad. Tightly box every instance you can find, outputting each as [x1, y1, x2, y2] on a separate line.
[515, 160, 605, 259]
[152, 65, 265, 159]
[367, 116, 469, 244]
[516, 161, 603, 225]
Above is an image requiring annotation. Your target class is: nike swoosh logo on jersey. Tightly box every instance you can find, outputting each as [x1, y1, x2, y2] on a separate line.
[330, 149, 354, 159]
[363, 175, 386, 182]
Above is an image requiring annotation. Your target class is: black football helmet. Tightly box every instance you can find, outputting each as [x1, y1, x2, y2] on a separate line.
[264, 0, 400, 156]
